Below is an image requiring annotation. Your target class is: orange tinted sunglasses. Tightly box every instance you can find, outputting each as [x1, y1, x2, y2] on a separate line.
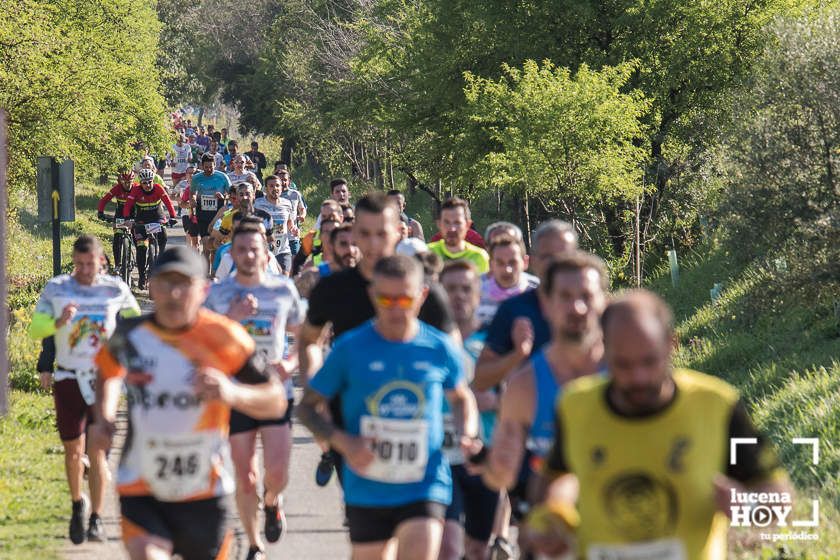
[373, 294, 416, 309]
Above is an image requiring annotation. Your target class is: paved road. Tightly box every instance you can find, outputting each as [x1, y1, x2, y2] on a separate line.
[63, 221, 350, 559]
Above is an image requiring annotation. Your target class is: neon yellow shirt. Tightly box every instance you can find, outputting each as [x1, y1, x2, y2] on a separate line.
[427, 239, 489, 274]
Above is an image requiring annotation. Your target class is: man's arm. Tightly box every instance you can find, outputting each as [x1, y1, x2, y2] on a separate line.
[194, 355, 287, 419]
[297, 320, 329, 380]
[483, 363, 535, 490]
[473, 316, 533, 391]
[446, 381, 480, 440]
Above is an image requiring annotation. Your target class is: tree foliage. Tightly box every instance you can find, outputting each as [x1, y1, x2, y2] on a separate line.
[1, 0, 169, 192]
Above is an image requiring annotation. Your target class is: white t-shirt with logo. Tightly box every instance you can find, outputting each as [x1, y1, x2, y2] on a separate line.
[171, 144, 192, 174]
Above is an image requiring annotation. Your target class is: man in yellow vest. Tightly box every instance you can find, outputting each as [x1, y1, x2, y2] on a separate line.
[529, 290, 791, 560]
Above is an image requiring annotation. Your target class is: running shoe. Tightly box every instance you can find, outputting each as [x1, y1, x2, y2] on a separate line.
[315, 451, 334, 487]
[86, 512, 106, 542]
[489, 536, 515, 560]
[264, 495, 286, 543]
[69, 495, 89, 545]
[245, 546, 266, 560]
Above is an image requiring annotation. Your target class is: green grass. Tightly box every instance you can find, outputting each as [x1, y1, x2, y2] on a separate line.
[0, 391, 66, 560]
[4, 179, 117, 554]
[648, 245, 840, 558]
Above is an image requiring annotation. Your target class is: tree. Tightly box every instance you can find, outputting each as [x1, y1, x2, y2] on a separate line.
[464, 60, 650, 256]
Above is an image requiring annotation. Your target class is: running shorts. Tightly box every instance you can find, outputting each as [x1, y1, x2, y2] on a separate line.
[229, 400, 294, 435]
[346, 501, 446, 543]
[445, 464, 500, 541]
[120, 496, 232, 560]
[53, 378, 93, 441]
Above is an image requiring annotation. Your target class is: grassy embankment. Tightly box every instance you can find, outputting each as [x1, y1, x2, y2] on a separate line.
[650, 246, 840, 559]
[2, 181, 114, 559]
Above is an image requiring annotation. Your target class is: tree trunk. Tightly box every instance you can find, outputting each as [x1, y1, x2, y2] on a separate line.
[523, 190, 532, 249]
[197, 106, 204, 127]
[280, 137, 297, 166]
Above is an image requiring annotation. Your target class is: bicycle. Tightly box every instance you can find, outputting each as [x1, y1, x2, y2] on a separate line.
[135, 220, 167, 286]
[101, 215, 137, 288]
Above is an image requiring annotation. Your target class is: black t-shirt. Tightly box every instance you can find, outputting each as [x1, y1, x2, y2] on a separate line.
[306, 266, 455, 337]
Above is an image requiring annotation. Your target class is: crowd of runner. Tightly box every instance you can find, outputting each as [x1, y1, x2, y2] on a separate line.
[29, 120, 793, 560]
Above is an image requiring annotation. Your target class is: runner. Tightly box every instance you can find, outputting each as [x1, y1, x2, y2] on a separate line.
[438, 261, 501, 560]
[527, 290, 791, 559]
[97, 168, 136, 268]
[483, 252, 607, 484]
[298, 192, 456, 487]
[169, 134, 193, 187]
[386, 189, 425, 240]
[138, 156, 165, 186]
[477, 234, 540, 327]
[484, 222, 523, 244]
[217, 182, 274, 244]
[297, 255, 480, 560]
[28, 234, 140, 545]
[214, 216, 284, 281]
[204, 221, 305, 560]
[254, 174, 298, 275]
[191, 153, 232, 265]
[122, 169, 178, 290]
[314, 178, 351, 229]
[473, 220, 578, 392]
[227, 154, 261, 194]
[294, 223, 358, 299]
[89, 246, 287, 560]
[277, 166, 306, 255]
[176, 165, 200, 249]
[427, 197, 490, 273]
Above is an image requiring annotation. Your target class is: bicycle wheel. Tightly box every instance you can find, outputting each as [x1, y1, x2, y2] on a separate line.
[120, 234, 132, 286]
[146, 237, 158, 279]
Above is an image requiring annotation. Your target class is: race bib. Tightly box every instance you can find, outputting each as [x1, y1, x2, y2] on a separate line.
[141, 432, 216, 502]
[200, 194, 217, 212]
[587, 539, 687, 560]
[177, 157, 187, 164]
[75, 369, 97, 406]
[442, 413, 464, 465]
[145, 222, 162, 234]
[359, 416, 429, 483]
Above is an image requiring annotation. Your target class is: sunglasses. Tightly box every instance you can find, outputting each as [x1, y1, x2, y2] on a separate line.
[141, 180, 153, 185]
[373, 294, 416, 309]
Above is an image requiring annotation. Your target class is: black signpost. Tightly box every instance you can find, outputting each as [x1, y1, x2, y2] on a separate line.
[37, 156, 75, 275]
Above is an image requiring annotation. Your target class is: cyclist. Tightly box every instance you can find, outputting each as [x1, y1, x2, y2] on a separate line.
[90, 246, 286, 560]
[527, 290, 790, 559]
[205, 220, 305, 560]
[297, 255, 480, 559]
[97, 168, 136, 268]
[122, 168, 178, 290]
[428, 197, 490, 273]
[29, 235, 140, 545]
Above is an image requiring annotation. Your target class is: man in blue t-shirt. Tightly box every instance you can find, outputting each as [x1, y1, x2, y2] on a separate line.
[473, 220, 578, 392]
[297, 255, 480, 558]
[190, 153, 232, 263]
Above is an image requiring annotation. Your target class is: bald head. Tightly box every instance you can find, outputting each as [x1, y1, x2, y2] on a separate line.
[602, 290, 676, 414]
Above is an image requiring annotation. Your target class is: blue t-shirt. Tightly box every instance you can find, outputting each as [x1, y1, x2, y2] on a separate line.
[191, 171, 231, 213]
[212, 242, 231, 274]
[310, 321, 464, 507]
[484, 289, 550, 356]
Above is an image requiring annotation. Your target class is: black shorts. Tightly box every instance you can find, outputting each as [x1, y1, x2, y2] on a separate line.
[182, 215, 199, 236]
[196, 211, 217, 237]
[445, 464, 500, 541]
[229, 400, 294, 435]
[346, 501, 447, 543]
[120, 496, 231, 560]
[53, 378, 93, 441]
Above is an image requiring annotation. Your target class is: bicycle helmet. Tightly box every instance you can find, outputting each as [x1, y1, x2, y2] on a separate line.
[119, 170, 135, 184]
[138, 168, 155, 183]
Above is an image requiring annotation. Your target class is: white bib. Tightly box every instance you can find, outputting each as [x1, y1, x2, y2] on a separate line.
[587, 538, 687, 560]
[442, 413, 464, 466]
[359, 416, 429, 483]
[75, 368, 97, 406]
[140, 432, 216, 502]
[200, 194, 217, 212]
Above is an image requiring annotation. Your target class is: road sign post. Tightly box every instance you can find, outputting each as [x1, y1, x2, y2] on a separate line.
[0, 110, 8, 416]
[37, 156, 75, 276]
